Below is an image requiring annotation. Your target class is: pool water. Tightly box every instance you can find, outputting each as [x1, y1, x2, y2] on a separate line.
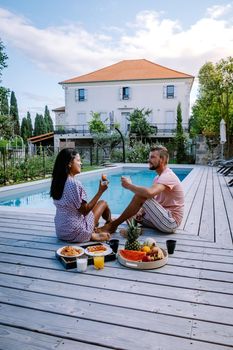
[0, 168, 191, 214]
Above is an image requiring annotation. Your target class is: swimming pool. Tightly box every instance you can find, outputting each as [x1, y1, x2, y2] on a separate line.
[0, 167, 192, 214]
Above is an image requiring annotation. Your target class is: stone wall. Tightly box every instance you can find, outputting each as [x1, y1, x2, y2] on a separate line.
[195, 135, 221, 165]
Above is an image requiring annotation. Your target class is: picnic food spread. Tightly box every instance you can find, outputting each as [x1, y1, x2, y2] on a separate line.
[119, 243, 165, 262]
[87, 245, 107, 253]
[118, 237, 167, 270]
[60, 246, 83, 257]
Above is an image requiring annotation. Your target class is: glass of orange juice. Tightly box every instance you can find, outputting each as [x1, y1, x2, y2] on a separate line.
[93, 255, 105, 269]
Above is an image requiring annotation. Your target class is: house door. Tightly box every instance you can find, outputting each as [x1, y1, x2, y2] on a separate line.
[165, 111, 175, 131]
[121, 112, 130, 135]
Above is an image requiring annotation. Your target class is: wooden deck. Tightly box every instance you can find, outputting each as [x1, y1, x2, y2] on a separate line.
[0, 165, 232, 350]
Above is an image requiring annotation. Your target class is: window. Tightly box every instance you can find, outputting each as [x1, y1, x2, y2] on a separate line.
[75, 88, 87, 102]
[166, 85, 174, 99]
[120, 86, 130, 100]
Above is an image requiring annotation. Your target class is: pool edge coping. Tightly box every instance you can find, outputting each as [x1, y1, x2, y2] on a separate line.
[0, 163, 196, 214]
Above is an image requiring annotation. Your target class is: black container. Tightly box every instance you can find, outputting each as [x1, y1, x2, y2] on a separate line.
[108, 239, 120, 254]
[166, 240, 176, 254]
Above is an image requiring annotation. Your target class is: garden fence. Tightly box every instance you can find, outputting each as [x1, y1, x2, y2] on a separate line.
[0, 142, 195, 186]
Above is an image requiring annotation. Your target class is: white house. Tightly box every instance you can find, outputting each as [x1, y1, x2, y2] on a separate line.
[53, 59, 194, 149]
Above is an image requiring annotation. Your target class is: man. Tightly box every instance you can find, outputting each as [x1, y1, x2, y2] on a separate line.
[99, 145, 184, 234]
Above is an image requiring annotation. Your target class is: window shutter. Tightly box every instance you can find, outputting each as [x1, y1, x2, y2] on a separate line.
[163, 86, 167, 98]
[128, 87, 131, 100]
[84, 89, 88, 101]
[174, 86, 177, 98]
[75, 89, 78, 102]
[119, 87, 123, 100]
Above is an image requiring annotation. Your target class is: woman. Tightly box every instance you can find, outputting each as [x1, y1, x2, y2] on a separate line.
[50, 148, 111, 242]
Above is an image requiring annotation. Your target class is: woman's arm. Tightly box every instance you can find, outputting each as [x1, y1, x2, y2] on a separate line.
[79, 181, 108, 216]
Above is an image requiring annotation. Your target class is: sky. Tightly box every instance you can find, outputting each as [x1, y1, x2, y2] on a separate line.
[0, 0, 233, 122]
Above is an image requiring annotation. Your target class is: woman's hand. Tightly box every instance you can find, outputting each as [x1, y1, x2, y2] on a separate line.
[98, 179, 109, 193]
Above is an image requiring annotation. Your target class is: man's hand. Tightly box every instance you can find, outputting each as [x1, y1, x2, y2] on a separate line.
[121, 176, 132, 189]
[135, 208, 145, 222]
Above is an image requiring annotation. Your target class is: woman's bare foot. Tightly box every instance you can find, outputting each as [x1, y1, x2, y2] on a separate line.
[91, 232, 110, 241]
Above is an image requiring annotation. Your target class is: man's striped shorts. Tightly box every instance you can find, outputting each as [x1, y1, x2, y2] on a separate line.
[142, 198, 178, 233]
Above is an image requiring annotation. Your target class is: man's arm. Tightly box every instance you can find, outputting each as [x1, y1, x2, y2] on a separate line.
[121, 176, 166, 199]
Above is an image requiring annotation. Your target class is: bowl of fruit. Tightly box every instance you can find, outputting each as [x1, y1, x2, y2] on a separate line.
[118, 220, 168, 269]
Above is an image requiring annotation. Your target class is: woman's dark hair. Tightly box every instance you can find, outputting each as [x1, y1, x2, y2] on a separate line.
[50, 148, 78, 200]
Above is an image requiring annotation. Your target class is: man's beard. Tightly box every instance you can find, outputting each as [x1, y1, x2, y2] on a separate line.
[149, 160, 160, 170]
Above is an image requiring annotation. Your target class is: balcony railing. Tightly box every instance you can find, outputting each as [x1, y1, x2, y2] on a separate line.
[55, 123, 189, 137]
[55, 125, 92, 136]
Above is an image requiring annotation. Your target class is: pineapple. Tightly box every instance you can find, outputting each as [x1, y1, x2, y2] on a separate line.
[124, 218, 142, 251]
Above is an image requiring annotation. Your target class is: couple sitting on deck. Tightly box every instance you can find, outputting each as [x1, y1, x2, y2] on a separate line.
[50, 146, 184, 243]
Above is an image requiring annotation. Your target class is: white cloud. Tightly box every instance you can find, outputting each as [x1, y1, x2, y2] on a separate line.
[0, 4, 233, 89]
[207, 3, 232, 18]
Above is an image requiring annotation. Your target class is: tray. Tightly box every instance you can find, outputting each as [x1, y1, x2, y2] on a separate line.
[118, 248, 168, 270]
[55, 242, 116, 269]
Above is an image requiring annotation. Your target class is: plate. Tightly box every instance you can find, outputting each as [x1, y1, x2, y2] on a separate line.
[56, 245, 85, 258]
[84, 244, 112, 256]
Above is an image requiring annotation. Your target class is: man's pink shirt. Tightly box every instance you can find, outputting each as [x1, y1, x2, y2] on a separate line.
[154, 167, 184, 225]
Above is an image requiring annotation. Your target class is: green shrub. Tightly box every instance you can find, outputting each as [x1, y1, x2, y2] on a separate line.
[127, 141, 151, 163]
[111, 149, 123, 162]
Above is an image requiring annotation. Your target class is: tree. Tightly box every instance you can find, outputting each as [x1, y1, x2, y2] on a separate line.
[26, 111, 33, 137]
[44, 105, 54, 132]
[0, 114, 13, 139]
[21, 117, 29, 142]
[0, 87, 9, 116]
[174, 102, 186, 163]
[88, 112, 107, 134]
[0, 40, 11, 140]
[9, 91, 20, 135]
[0, 39, 8, 81]
[34, 113, 46, 136]
[128, 108, 153, 141]
[190, 57, 233, 155]
[93, 131, 121, 154]
[21, 112, 33, 142]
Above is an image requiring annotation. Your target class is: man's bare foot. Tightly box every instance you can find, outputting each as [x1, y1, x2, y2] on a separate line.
[119, 228, 127, 238]
[91, 232, 110, 241]
[97, 220, 118, 234]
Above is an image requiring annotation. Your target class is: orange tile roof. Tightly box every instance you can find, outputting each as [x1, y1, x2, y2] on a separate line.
[60, 59, 194, 84]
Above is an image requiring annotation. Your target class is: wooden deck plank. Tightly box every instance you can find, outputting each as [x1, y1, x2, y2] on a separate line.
[180, 166, 205, 231]
[198, 167, 215, 241]
[1, 243, 232, 273]
[0, 287, 193, 339]
[1, 304, 231, 350]
[217, 173, 233, 242]
[213, 169, 232, 247]
[0, 236, 232, 263]
[184, 167, 208, 235]
[1, 254, 233, 305]
[0, 325, 106, 350]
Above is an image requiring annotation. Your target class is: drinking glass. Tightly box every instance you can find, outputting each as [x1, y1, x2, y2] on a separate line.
[76, 257, 88, 272]
[93, 255, 105, 269]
